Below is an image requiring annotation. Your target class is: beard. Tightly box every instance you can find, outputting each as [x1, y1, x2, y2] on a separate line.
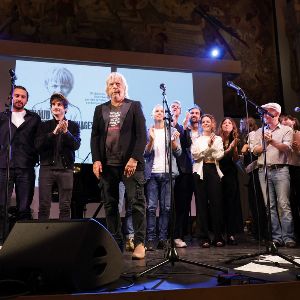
[190, 118, 199, 125]
[13, 102, 25, 111]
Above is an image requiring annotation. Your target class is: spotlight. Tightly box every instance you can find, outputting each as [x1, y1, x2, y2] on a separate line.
[209, 47, 223, 59]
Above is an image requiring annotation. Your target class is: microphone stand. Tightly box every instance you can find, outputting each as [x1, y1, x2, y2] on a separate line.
[225, 85, 300, 268]
[1, 72, 16, 244]
[134, 86, 228, 279]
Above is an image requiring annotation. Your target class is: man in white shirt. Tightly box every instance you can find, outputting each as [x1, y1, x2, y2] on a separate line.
[144, 104, 181, 250]
[0, 86, 41, 243]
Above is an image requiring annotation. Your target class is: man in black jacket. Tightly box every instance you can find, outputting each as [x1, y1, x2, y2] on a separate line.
[35, 93, 81, 220]
[0, 86, 41, 242]
[91, 72, 147, 259]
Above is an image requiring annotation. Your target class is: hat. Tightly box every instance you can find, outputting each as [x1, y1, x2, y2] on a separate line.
[261, 102, 281, 114]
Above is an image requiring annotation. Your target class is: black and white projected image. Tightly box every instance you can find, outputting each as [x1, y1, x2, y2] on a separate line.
[15, 60, 194, 166]
[15, 60, 110, 163]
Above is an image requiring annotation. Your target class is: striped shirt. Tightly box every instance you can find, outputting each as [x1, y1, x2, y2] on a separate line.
[253, 123, 293, 166]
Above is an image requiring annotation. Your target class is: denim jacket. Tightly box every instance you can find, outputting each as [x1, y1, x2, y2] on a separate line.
[144, 127, 182, 180]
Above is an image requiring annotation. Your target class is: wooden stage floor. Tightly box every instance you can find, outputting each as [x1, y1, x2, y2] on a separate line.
[11, 233, 300, 299]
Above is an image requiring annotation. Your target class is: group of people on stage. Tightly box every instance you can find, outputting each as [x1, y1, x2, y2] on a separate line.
[1, 71, 299, 261]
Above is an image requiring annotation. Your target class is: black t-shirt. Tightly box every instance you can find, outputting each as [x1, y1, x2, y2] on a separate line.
[106, 105, 123, 166]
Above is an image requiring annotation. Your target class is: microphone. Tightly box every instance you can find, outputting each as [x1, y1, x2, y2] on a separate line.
[226, 81, 241, 91]
[160, 83, 166, 91]
[9, 69, 17, 80]
[294, 107, 300, 112]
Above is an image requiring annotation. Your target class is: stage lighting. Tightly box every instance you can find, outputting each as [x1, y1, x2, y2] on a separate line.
[209, 47, 223, 59]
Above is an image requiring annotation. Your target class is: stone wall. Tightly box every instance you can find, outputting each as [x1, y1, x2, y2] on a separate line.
[0, 0, 285, 116]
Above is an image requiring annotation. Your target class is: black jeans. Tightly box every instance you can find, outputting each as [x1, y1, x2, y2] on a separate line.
[0, 167, 35, 218]
[38, 167, 73, 220]
[101, 166, 146, 248]
[0, 167, 35, 242]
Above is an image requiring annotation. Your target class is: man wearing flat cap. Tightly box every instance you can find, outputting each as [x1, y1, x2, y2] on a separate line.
[253, 102, 296, 248]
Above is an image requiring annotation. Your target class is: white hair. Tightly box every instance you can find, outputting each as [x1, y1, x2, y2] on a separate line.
[151, 104, 164, 118]
[105, 72, 129, 98]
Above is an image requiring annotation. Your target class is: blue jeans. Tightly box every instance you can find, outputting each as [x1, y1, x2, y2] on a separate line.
[259, 166, 295, 243]
[146, 173, 171, 241]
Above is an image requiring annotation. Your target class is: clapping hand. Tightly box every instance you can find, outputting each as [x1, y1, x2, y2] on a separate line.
[60, 120, 68, 133]
[53, 120, 68, 135]
[208, 133, 216, 147]
[149, 127, 155, 141]
[171, 129, 180, 141]
[183, 112, 191, 129]
[292, 141, 300, 152]
[230, 138, 238, 149]
[264, 131, 272, 143]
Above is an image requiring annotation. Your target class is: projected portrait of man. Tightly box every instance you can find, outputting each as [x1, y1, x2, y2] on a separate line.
[31, 67, 82, 122]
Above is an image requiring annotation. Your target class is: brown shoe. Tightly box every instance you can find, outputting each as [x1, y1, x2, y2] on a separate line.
[285, 241, 296, 248]
[125, 238, 135, 252]
[132, 243, 146, 260]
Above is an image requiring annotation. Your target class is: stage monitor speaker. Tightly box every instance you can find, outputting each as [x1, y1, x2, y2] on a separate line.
[0, 218, 123, 292]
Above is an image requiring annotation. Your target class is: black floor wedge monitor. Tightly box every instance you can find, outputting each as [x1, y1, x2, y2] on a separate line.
[0, 218, 123, 292]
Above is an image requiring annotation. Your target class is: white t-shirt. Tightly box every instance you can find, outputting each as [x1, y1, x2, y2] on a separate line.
[12, 110, 26, 128]
[152, 128, 169, 173]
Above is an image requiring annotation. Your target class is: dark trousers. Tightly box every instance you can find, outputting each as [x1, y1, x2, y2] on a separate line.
[247, 169, 268, 240]
[101, 166, 146, 248]
[193, 164, 223, 242]
[38, 167, 73, 220]
[221, 168, 244, 237]
[0, 167, 35, 218]
[289, 165, 300, 241]
[174, 173, 194, 239]
[0, 167, 35, 242]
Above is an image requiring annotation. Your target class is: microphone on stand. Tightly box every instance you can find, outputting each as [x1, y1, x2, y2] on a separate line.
[226, 81, 241, 91]
[9, 69, 17, 80]
[160, 83, 166, 91]
[294, 107, 300, 113]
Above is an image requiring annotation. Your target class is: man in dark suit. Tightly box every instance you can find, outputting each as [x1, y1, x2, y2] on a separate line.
[91, 72, 147, 259]
[0, 86, 41, 243]
[35, 93, 81, 220]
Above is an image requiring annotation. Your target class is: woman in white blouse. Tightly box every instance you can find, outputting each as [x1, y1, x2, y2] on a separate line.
[191, 114, 225, 247]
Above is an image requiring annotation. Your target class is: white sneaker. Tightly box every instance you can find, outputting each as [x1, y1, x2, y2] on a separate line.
[174, 238, 187, 248]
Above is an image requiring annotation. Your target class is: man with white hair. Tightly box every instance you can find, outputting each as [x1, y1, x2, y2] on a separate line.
[144, 104, 181, 250]
[91, 72, 147, 259]
[253, 102, 296, 248]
